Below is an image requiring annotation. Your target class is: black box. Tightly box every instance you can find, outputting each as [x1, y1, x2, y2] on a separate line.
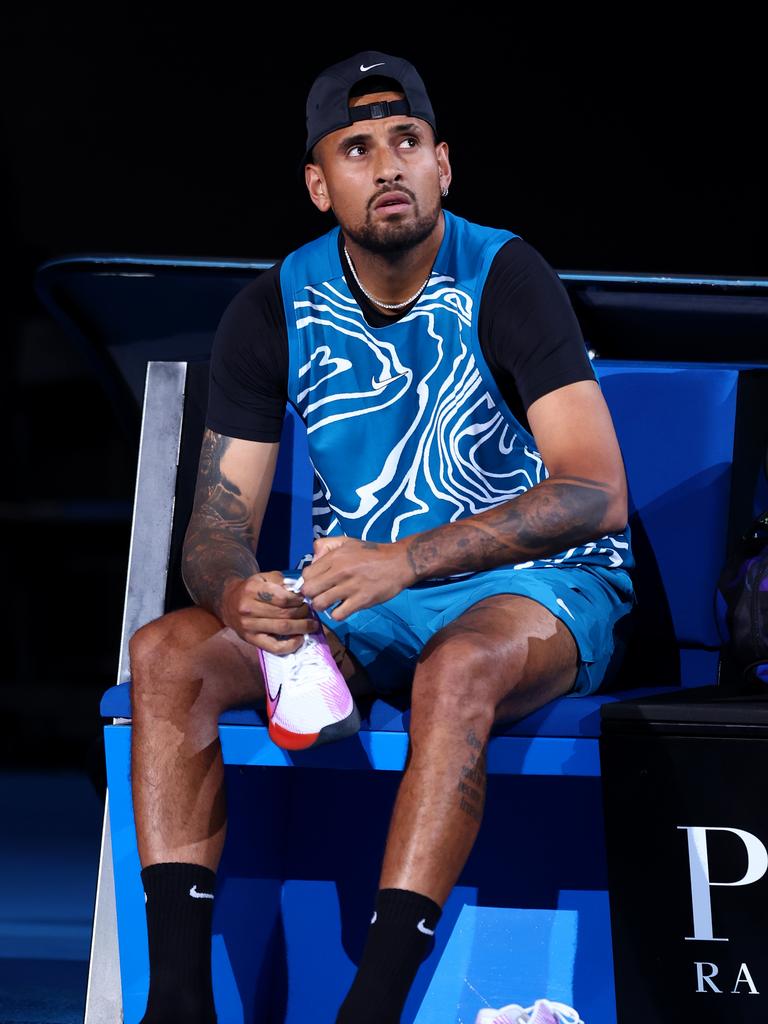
[600, 686, 768, 1022]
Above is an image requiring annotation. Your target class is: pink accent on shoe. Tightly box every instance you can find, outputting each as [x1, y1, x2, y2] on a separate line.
[258, 592, 359, 749]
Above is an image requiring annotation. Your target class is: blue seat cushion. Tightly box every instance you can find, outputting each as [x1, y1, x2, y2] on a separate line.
[100, 682, 683, 739]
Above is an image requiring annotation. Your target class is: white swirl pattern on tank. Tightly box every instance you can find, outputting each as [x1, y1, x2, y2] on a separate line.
[292, 273, 628, 569]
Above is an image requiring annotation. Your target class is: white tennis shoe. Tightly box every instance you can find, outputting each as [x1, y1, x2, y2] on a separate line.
[257, 576, 360, 750]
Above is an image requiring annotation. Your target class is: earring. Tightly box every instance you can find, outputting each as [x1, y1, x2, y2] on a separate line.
[441, 187, 449, 197]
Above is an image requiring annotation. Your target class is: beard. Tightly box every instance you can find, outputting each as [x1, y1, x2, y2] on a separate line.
[341, 193, 442, 259]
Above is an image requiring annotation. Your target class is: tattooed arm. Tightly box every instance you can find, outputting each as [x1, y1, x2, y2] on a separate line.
[404, 379, 629, 581]
[182, 423, 280, 614]
[182, 430, 317, 652]
[181, 430, 278, 617]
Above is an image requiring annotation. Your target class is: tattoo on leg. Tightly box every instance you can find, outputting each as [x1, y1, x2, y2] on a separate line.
[461, 762, 484, 787]
[457, 727, 488, 824]
[459, 797, 482, 823]
[458, 781, 481, 801]
[467, 728, 483, 751]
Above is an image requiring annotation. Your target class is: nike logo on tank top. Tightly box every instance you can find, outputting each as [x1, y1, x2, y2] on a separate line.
[280, 210, 633, 575]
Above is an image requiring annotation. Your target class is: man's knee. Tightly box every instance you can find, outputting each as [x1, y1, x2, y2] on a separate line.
[129, 606, 222, 703]
[411, 634, 510, 732]
[410, 600, 577, 733]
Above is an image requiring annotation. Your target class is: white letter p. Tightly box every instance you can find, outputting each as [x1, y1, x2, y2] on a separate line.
[679, 826, 768, 941]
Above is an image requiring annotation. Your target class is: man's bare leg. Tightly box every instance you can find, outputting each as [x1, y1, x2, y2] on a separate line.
[379, 593, 578, 902]
[128, 605, 267, 1024]
[130, 605, 367, 870]
[130, 606, 261, 869]
[336, 594, 578, 1024]
[129, 604, 368, 1024]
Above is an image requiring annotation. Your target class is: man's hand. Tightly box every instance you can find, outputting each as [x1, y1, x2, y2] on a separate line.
[220, 570, 319, 653]
[301, 538, 416, 620]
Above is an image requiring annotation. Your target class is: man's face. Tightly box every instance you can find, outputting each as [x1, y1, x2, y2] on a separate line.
[305, 90, 451, 255]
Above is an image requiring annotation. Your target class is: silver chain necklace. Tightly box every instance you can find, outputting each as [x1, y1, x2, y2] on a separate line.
[343, 244, 431, 310]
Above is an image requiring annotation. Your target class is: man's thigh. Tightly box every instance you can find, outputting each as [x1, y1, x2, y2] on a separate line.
[316, 588, 577, 713]
[411, 565, 634, 697]
[417, 593, 579, 722]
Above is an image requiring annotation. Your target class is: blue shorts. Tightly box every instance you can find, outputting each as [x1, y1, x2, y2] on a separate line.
[312, 564, 636, 697]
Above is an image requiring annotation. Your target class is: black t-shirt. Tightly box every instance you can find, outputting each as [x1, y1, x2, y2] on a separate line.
[206, 233, 596, 443]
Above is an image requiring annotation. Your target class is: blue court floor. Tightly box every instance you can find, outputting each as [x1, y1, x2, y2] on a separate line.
[0, 772, 103, 1023]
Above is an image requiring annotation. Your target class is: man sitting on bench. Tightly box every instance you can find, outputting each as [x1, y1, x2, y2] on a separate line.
[128, 49, 635, 1024]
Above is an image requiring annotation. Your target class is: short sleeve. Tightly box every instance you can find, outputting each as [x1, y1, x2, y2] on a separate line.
[205, 263, 289, 442]
[479, 238, 596, 412]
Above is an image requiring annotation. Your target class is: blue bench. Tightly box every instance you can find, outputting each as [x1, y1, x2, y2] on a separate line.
[92, 358, 768, 1024]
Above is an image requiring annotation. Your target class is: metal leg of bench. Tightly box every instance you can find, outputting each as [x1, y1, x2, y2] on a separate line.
[84, 791, 123, 1024]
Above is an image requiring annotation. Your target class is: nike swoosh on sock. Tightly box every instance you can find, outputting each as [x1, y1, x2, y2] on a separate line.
[189, 884, 214, 899]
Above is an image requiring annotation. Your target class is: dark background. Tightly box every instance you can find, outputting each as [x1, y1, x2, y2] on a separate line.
[2, 12, 765, 773]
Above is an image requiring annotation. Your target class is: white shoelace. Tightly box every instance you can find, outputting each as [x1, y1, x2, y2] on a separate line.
[286, 634, 332, 690]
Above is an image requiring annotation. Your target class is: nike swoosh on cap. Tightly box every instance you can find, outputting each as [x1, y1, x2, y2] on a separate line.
[189, 885, 214, 900]
[360, 62, 385, 72]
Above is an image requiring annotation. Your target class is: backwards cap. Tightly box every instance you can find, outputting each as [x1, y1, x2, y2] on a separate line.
[304, 50, 437, 163]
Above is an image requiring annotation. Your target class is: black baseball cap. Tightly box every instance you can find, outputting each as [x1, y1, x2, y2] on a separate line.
[304, 50, 437, 165]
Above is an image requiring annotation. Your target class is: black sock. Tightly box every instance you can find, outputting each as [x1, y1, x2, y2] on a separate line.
[336, 888, 442, 1024]
[139, 862, 218, 1024]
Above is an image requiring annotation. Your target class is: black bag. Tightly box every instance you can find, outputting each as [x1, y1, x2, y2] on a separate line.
[716, 510, 768, 686]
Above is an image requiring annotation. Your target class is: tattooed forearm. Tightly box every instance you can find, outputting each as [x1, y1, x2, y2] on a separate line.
[405, 475, 618, 582]
[182, 431, 260, 615]
[458, 728, 487, 824]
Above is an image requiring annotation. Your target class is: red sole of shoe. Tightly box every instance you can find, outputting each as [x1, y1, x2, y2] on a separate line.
[268, 720, 321, 750]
